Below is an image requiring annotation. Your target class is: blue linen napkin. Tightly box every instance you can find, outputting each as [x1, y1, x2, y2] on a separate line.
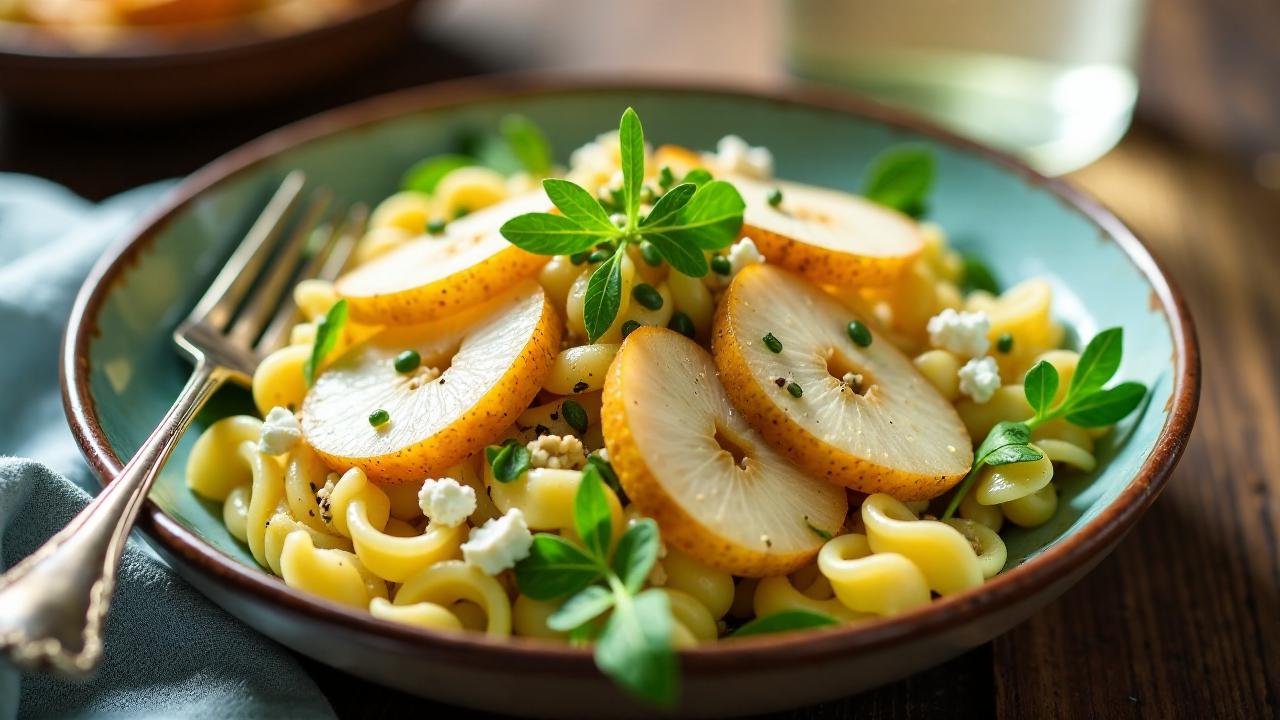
[0, 174, 337, 720]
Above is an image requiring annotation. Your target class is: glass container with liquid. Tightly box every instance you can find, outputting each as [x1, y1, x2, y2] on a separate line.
[785, 0, 1146, 175]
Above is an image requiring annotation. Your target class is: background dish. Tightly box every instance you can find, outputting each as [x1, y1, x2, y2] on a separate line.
[61, 79, 1197, 718]
[0, 0, 416, 117]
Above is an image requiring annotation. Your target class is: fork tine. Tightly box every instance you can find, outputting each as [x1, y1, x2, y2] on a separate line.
[254, 202, 367, 355]
[226, 188, 333, 347]
[189, 171, 307, 330]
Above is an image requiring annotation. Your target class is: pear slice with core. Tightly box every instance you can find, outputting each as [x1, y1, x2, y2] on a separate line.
[713, 265, 972, 500]
[602, 326, 848, 576]
[731, 176, 923, 287]
[303, 280, 561, 483]
[336, 191, 551, 325]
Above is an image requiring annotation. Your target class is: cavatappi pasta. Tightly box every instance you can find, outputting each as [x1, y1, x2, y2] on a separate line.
[185, 117, 1130, 655]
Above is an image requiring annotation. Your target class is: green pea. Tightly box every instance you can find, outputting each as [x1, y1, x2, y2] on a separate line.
[767, 188, 783, 207]
[847, 320, 873, 348]
[632, 283, 663, 310]
[393, 350, 421, 374]
[368, 409, 390, 427]
[997, 333, 1014, 353]
[762, 333, 783, 353]
[669, 311, 695, 339]
[621, 320, 642, 338]
[426, 219, 446, 235]
[786, 382, 804, 398]
[710, 255, 732, 276]
[639, 241, 663, 267]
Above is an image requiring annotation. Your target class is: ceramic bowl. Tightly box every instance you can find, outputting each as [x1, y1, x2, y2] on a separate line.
[0, 0, 416, 117]
[61, 77, 1199, 718]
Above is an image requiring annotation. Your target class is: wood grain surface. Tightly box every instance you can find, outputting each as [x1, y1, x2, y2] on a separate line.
[2, 0, 1275, 717]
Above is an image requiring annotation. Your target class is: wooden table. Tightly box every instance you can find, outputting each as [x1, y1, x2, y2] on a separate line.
[2, 0, 1275, 717]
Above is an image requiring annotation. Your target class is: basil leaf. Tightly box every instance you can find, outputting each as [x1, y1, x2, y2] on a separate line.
[586, 454, 628, 504]
[651, 180, 745, 251]
[731, 610, 838, 638]
[501, 114, 552, 177]
[401, 154, 474, 194]
[984, 444, 1045, 466]
[1023, 360, 1060, 419]
[548, 585, 615, 632]
[682, 168, 713, 187]
[583, 251, 624, 343]
[574, 465, 613, 561]
[618, 107, 645, 225]
[543, 178, 617, 234]
[975, 420, 1032, 461]
[1068, 327, 1124, 401]
[639, 182, 696, 229]
[490, 442, 531, 483]
[1065, 381, 1147, 427]
[595, 589, 677, 707]
[863, 145, 934, 217]
[514, 534, 603, 600]
[500, 212, 608, 255]
[961, 254, 1001, 295]
[611, 518, 660, 594]
[562, 398, 589, 434]
[303, 299, 348, 386]
[645, 233, 708, 277]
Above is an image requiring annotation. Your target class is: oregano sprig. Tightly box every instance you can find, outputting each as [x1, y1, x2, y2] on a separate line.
[941, 327, 1147, 520]
[514, 465, 677, 706]
[500, 107, 746, 342]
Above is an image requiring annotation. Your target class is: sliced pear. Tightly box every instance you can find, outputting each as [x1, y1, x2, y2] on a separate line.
[730, 175, 923, 287]
[302, 281, 561, 483]
[336, 191, 551, 325]
[602, 327, 847, 577]
[713, 265, 972, 500]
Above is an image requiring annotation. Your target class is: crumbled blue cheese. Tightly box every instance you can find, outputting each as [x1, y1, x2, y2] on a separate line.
[258, 406, 301, 455]
[958, 356, 1002, 403]
[927, 308, 992, 357]
[527, 434, 588, 470]
[706, 135, 773, 178]
[417, 477, 476, 528]
[462, 509, 533, 575]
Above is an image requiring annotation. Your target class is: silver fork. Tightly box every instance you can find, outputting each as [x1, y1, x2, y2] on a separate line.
[0, 171, 365, 676]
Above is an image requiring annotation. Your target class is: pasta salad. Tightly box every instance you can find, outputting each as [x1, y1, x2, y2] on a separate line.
[186, 108, 1145, 705]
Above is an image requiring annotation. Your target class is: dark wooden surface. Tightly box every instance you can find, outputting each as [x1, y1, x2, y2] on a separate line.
[3, 0, 1276, 717]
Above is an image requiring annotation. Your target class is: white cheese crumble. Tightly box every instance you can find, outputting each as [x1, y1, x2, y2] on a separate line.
[927, 308, 992, 357]
[958, 356, 1002, 403]
[258, 406, 301, 455]
[728, 236, 765, 274]
[705, 135, 773, 179]
[461, 509, 533, 575]
[527, 434, 588, 470]
[417, 477, 476, 528]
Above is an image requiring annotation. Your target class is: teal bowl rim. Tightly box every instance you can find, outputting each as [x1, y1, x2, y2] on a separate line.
[60, 75, 1199, 676]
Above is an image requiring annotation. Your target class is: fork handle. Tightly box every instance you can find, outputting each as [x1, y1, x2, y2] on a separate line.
[0, 362, 228, 675]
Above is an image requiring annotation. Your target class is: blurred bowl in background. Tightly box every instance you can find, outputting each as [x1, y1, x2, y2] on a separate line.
[0, 0, 419, 118]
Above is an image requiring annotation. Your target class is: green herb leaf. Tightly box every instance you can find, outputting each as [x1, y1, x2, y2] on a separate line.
[639, 182, 696, 228]
[961, 254, 1001, 295]
[586, 454, 627, 503]
[863, 145, 934, 217]
[611, 518, 660, 594]
[583, 251, 625, 343]
[619, 107, 645, 225]
[489, 442, 531, 483]
[1023, 360, 1060, 419]
[682, 168, 713, 187]
[500, 212, 611, 255]
[595, 588, 678, 707]
[548, 585, 615, 632]
[645, 233, 709, 277]
[501, 114, 552, 177]
[543, 178, 617, 234]
[401, 154, 474, 194]
[651, 180, 745, 251]
[975, 420, 1032, 459]
[984, 443, 1045, 466]
[303, 299, 348, 386]
[731, 609, 838, 638]
[1068, 327, 1123, 400]
[1065, 381, 1146, 427]
[574, 465, 613, 561]
[562, 398, 589, 434]
[514, 534, 604, 600]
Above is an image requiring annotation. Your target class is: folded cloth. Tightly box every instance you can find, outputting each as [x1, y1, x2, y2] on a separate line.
[0, 174, 336, 720]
